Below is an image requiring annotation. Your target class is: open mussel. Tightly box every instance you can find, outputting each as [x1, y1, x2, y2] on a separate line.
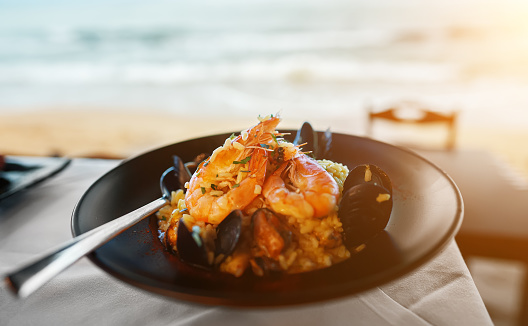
[343, 163, 392, 195]
[250, 208, 292, 276]
[176, 209, 243, 269]
[293, 122, 318, 156]
[339, 164, 393, 249]
[293, 121, 332, 159]
[159, 155, 191, 199]
[215, 209, 243, 258]
[339, 183, 393, 249]
[252, 208, 292, 260]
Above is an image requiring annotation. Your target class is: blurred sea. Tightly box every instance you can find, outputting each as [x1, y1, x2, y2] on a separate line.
[1, 0, 528, 130]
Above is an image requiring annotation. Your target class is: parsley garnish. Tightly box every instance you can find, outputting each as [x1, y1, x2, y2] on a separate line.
[233, 156, 251, 164]
[233, 183, 240, 188]
[260, 143, 270, 149]
[271, 133, 279, 145]
[201, 187, 206, 194]
[211, 184, 217, 190]
[229, 133, 236, 140]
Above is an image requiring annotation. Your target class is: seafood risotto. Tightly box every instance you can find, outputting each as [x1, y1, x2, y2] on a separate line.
[157, 115, 391, 277]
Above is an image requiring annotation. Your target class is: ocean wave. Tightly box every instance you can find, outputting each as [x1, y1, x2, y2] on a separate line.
[0, 27, 402, 62]
[0, 56, 458, 85]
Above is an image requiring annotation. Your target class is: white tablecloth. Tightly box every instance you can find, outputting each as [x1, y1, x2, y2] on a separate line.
[0, 159, 493, 325]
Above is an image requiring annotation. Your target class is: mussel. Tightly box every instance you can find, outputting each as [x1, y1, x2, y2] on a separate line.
[161, 156, 192, 198]
[293, 121, 332, 159]
[176, 209, 243, 269]
[250, 208, 292, 276]
[252, 208, 292, 260]
[293, 122, 318, 156]
[343, 163, 392, 195]
[339, 164, 393, 249]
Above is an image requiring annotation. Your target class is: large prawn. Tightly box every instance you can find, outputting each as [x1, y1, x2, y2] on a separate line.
[185, 116, 289, 225]
[262, 154, 340, 219]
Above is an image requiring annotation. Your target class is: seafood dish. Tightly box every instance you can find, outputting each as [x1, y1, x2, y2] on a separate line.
[157, 115, 393, 277]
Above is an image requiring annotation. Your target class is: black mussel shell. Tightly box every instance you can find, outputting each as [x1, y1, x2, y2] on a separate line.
[176, 210, 244, 268]
[319, 128, 333, 159]
[343, 164, 392, 195]
[293, 122, 318, 156]
[173, 155, 192, 185]
[160, 155, 189, 199]
[293, 121, 333, 159]
[215, 210, 243, 259]
[176, 217, 210, 268]
[339, 183, 393, 249]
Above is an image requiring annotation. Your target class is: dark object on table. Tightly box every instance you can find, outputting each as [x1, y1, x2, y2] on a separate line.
[0, 156, 71, 202]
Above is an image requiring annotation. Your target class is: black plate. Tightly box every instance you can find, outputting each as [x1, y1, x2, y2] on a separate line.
[71, 131, 463, 307]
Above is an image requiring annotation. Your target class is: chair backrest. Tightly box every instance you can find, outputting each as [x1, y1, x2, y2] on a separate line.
[366, 103, 458, 150]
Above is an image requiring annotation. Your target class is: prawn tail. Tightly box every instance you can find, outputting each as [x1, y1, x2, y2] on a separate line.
[240, 116, 281, 146]
[248, 148, 268, 183]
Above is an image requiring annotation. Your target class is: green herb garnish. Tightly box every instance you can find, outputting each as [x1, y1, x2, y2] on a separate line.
[233, 156, 251, 164]
[201, 187, 206, 194]
[271, 133, 279, 145]
[233, 183, 240, 188]
[211, 184, 217, 190]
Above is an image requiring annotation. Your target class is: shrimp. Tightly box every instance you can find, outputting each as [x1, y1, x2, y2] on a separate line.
[184, 116, 282, 225]
[262, 154, 340, 219]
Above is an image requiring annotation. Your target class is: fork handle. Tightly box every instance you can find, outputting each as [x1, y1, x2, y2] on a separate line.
[4, 197, 168, 298]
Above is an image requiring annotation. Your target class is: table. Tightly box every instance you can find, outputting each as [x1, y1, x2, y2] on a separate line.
[0, 158, 492, 325]
[418, 149, 528, 325]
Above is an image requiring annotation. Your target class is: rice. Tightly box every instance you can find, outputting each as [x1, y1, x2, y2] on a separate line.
[157, 158, 351, 275]
[317, 159, 349, 192]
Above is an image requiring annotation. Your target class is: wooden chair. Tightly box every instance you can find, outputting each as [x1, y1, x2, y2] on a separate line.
[366, 103, 458, 150]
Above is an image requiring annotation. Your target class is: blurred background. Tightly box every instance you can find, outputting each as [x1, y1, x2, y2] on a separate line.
[1, 0, 527, 162]
[1, 0, 527, 324]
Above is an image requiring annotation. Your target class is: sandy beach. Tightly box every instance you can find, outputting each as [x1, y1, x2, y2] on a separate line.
[2, 108, 527, 181]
